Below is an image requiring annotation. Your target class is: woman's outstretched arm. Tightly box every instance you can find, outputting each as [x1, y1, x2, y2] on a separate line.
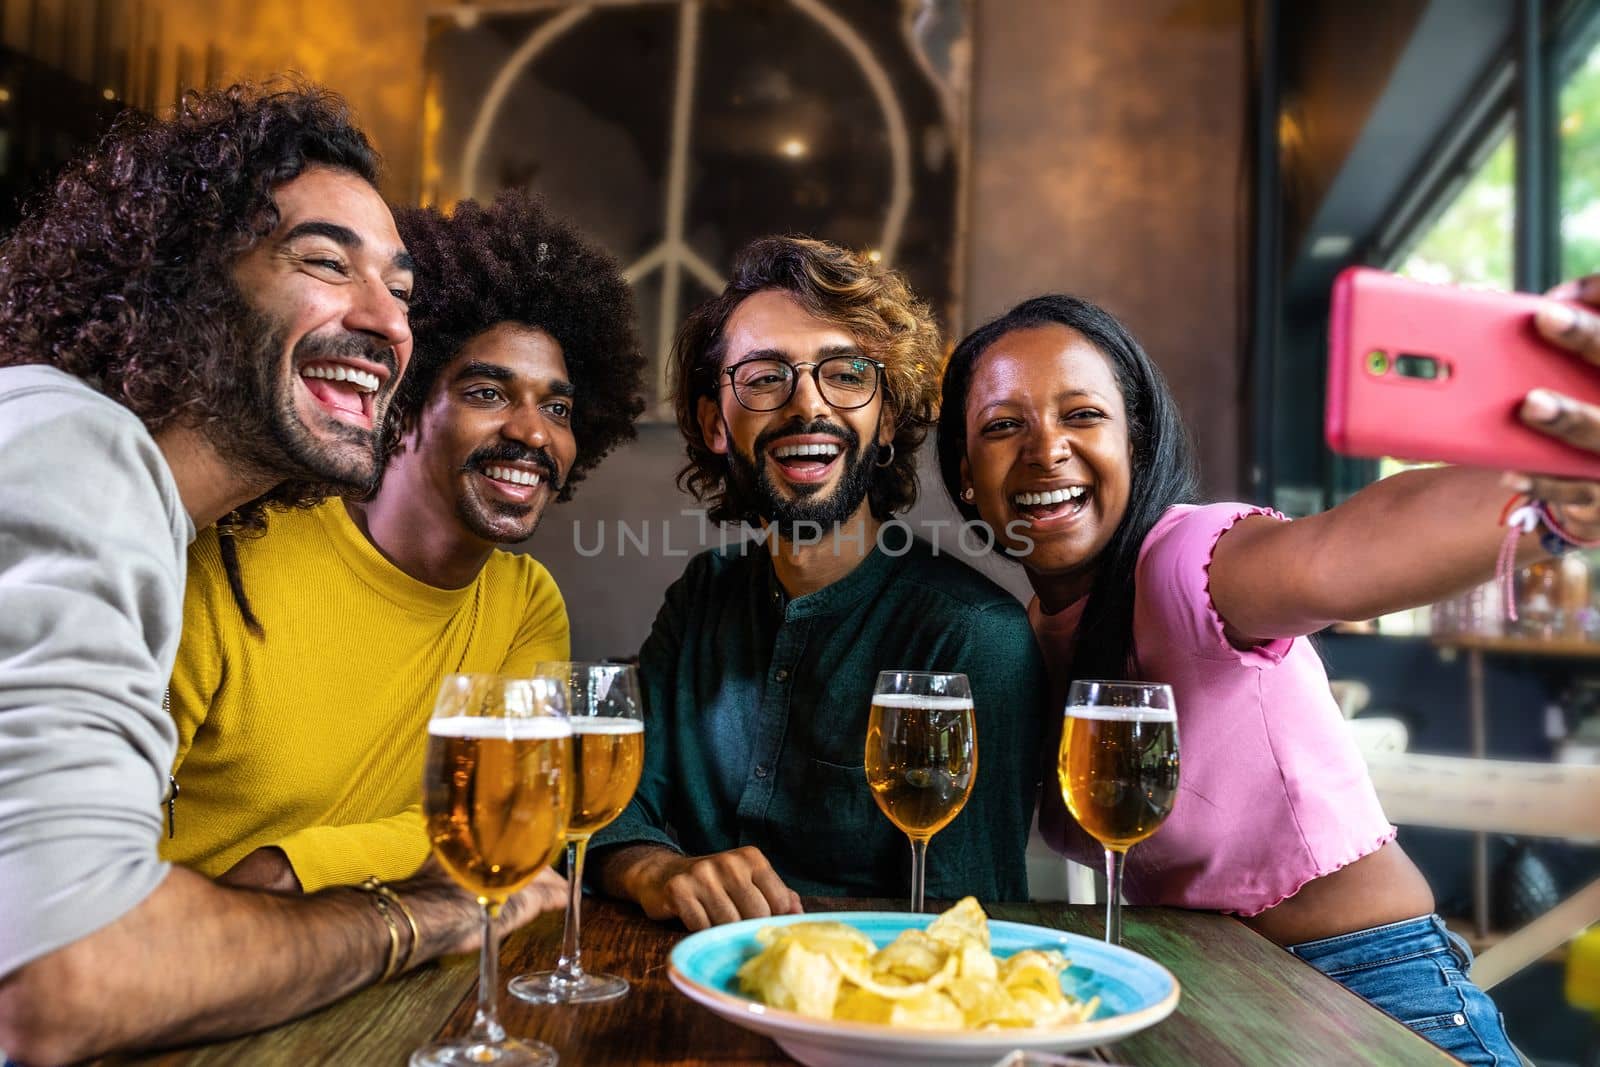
[1209, 466, 1566, 643]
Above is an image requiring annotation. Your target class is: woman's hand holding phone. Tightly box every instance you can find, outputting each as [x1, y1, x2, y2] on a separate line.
[1513, 275, 1600, 540]
[1323, 267, 1600, 543]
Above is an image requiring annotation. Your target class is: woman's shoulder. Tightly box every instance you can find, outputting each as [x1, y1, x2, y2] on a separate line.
[1139, 502, 1288, 572]
[1136, 501, 1295, 667]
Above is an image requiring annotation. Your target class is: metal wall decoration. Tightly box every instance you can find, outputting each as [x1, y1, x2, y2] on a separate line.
[423, 0, 972, 417]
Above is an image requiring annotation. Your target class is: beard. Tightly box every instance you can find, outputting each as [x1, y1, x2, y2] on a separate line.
[726, 418, 880, 537]
[455, 439, 564, 544]
[200, 287, 397, 495]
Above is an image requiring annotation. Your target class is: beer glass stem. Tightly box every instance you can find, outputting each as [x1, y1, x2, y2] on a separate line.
[555, 837, 587, 983]
[1103, 846, 1127, 946]
[909, 835, 928, 912]
[469, 901, 507, 1046]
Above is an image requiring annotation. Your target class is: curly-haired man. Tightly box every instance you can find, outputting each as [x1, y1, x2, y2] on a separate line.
[0, 87, 560, 1063]
[162, 192, 644, 897]
[586, 236, 1046, 928]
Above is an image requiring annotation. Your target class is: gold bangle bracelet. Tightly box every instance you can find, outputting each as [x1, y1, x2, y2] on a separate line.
[360, 878, 403, 982]
[364, 877, 422, 975]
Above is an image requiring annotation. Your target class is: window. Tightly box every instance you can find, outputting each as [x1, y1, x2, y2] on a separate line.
[1367, 126, 1516, 629]
[1372, 134, 1515, 487]
[1561, 29, 1600, 277]
[420, 2, 969, 417]
[1389, 6, 1600, 302]
[1394, 131, 1515, 289]
[1373, 9, 1600, 485]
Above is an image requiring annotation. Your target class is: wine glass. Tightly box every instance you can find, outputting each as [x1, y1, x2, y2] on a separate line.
[411, 673, 573, 1067]
[865, 671, 977, 912]
[1059, 680, 1180, 946]
[510, 663, 645, 1005]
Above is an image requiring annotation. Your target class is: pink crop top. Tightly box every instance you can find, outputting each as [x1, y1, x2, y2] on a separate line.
[1030, 503, 1395, 916]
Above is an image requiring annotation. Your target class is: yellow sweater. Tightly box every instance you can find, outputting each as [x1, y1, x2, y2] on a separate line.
[162, 498, 569, 892]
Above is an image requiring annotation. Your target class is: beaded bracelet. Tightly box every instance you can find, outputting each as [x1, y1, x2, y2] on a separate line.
[1536, 499, 1600, 553]
[1496, 494, 1600, 621]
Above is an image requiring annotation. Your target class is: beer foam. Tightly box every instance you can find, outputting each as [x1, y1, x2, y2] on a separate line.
[428, 716, 573, 739]
[571, 716, 645, 735]
[873, 693, 975, 710]
[1064, 704, 1178, 723]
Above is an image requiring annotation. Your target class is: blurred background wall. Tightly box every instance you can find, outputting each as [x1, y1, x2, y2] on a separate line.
[0, 0, 432, 201]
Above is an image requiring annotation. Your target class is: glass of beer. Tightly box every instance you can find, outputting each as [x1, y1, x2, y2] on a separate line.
[866, 671, 977, 912]
[411, 673, 573, 1067]
[1059, 680, 1179, 946]
[510, 662, 645, 1005]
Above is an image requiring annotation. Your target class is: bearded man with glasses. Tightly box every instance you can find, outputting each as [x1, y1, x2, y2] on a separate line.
[585, 236, 1045, 929]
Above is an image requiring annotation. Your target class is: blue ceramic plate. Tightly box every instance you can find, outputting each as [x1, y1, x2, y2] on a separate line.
[668, 911, 1179, 1067]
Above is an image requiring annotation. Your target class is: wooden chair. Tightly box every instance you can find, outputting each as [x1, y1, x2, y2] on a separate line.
[1330, 672, 1600, 989]
[1361, 749, 1600, 989]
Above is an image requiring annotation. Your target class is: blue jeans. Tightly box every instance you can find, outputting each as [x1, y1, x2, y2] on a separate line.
[1288, 914, 1520, 1065]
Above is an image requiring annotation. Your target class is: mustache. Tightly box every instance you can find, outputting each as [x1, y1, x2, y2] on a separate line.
[293, 331, 398, 378]
[753, 418, 858, 455]
[463, 441, 562, 488]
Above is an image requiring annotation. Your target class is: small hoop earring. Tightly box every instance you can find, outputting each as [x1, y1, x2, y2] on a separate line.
[961, 488, 974, 502]
[874, 441, 896, 468]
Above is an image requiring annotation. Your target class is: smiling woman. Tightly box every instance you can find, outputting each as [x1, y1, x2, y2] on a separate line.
[937, 294, 1192, 681]
[933, 292, 1553, 1066]
[956, 324, 1136, 609]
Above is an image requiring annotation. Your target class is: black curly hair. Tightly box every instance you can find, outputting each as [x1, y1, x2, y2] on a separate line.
[389, 192, 645, 500]
[0, 80, 385, 544]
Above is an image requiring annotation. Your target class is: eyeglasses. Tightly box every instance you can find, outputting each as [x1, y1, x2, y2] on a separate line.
[719, 355, 886, 412]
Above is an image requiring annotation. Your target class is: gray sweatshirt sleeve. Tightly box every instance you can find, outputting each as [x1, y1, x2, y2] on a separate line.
[0, 368, 189, 976]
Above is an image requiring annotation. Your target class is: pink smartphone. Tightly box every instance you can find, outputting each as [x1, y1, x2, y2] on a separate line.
[1325, 266, 1600, 479]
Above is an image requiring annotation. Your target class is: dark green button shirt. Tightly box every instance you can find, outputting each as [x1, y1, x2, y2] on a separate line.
[590, 536, 1046, 900]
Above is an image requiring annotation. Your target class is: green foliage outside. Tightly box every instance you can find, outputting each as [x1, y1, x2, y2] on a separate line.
[1563, 36, 1600, 278]
[1365, 33, 1600, 607]
[1396, 134, 1515, 289]
[1382, 122, 1517, 483]
[1390, 31, 1600, 287]
[1389, 30, 1600, 287]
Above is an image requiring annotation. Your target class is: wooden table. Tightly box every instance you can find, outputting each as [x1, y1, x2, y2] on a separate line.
[111, 898, 1458, 1066]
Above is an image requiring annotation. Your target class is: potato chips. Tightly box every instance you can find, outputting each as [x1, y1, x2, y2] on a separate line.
[735, 897, 1099, 1030]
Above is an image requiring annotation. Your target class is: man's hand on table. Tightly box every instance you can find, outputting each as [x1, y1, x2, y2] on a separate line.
[597, 844, 803, 931]
[211, 847, 568, 947]
[492, 866, 569, 937]
[1509, 274, 1600, 538]
[401, 860, 569, 957]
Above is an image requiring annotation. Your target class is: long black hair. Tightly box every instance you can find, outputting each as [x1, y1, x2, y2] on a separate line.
[937, 294, 1199, 682]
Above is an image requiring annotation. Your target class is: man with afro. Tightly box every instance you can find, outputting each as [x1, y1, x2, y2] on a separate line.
[162, 190, 644, 898]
